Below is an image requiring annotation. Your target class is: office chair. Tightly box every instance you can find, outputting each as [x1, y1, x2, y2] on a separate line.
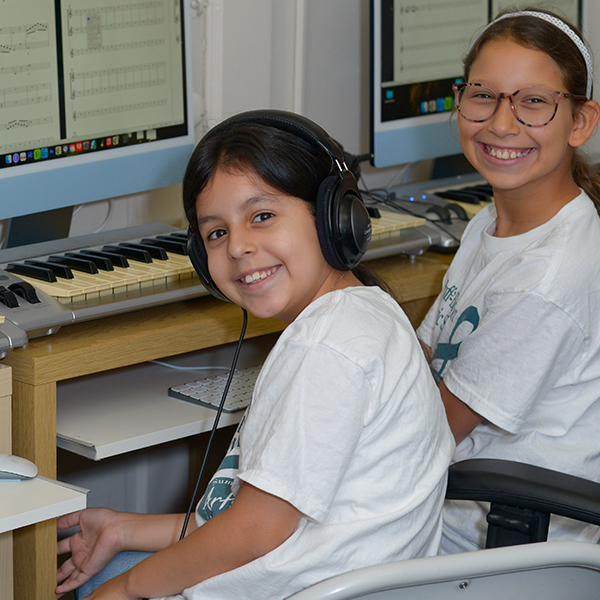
[289, 460, 600, 599]
[287, 541, 600, 599]
[446, 458, 600, 547]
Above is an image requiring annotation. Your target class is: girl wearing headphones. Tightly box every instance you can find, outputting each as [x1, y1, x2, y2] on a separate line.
[56, 112, 454, 600]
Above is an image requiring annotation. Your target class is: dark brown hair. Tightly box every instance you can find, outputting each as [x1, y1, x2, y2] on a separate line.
[464, 8, 600, 215]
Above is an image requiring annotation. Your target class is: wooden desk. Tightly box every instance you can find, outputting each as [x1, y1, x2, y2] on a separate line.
[1, 365, 13, 600]
[4, 251, 451, 600]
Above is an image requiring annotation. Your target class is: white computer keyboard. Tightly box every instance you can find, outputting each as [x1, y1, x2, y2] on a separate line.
[168, 365, 261, 412]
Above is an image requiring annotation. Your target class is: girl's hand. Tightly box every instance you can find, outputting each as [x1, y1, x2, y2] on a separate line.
[56, 508, 123, 597]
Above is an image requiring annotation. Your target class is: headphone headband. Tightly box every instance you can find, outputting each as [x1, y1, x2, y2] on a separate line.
[203, 109, 350, 174]
[472, 11, 593, 98]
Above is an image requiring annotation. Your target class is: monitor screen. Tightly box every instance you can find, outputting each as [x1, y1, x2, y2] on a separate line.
[370, 0, 582, 169]
[0, 0, 194, 226]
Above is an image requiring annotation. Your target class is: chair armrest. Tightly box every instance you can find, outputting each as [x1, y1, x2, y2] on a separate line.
[447, 458, 600, 526]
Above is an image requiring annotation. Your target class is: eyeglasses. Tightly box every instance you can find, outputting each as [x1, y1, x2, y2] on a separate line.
[452, 82, 587, 127]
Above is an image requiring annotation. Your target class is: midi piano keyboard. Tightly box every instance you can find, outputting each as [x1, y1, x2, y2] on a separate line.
[0, 210, 438, 349]
[0, 223, 204, 340]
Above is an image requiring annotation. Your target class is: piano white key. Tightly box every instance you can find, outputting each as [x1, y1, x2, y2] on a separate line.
[16, 274, 86, 299]
[68, 271, 112, 293]
[371, 211, 426, 237]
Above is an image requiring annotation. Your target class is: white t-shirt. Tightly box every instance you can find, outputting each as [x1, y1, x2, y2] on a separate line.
[418, 192, 600, 552]
[159, 286, 454, 600]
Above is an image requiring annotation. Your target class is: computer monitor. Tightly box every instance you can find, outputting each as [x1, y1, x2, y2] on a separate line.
[0, 0, 194, 244]
[370, 0, 582, 169]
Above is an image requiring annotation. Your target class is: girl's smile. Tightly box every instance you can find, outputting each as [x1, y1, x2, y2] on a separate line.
[196, 167, 359, 322]
[481, 143, 534, 161]
[458, 38, 585, 223]
[239, 266, 279, 285]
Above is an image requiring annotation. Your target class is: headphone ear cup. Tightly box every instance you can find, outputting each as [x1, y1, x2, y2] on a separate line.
[187, 231, 231, 303]
[315, 176, 346, 271]
[315, 174, 372, 271]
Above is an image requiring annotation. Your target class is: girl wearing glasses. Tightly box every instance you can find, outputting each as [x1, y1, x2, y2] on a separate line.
[418, 8, 600, 553]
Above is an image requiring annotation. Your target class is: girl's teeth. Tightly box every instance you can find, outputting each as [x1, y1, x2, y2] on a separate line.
[488, 146, 531, 160]
[244, 268, 275, 284]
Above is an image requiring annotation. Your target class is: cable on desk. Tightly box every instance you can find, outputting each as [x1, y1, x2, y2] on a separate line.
[149, 360, 231, 372]
[360, 187, 462, 245]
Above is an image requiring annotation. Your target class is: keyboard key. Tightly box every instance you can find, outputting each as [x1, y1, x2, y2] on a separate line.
[168, 365, 262, 412]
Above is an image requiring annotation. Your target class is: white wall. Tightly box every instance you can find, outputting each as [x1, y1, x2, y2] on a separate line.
[69, 0, 600, 236]
[584, 0, 600, 158]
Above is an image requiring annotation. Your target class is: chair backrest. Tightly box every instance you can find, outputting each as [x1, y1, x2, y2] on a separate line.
[287, 542, 600, 600]
[447, 458, 600, 547]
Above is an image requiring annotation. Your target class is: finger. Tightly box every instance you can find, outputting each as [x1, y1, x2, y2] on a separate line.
[56, 569, 89, 595]
[57, 557, 75, 583]
[57, 510, 83, 530]
[57, 535, 75, 555]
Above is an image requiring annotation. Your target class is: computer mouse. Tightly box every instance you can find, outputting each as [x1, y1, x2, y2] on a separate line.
[445, 202, 469, 221]
[0, 453, 38, 480]
[425, 205, 452, 225]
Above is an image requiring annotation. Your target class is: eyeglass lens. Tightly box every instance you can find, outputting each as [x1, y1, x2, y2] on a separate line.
[457, 85, 559, 126]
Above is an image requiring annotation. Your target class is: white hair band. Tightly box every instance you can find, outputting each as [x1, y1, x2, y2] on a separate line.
[473, 10, 593, 98]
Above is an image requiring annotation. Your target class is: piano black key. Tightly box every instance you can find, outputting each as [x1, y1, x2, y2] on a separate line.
[453, 187, 491, 202]
[167, 233, 189, 241]
[69, 252, 114, 271]
[435, 190, 481, 205]
[141, 237, 187, 255]
[49, 255, 99, 274]
[6, 262, 57, 283]
[80, 250, 130, 268]
[463, 185, 494, 202]
[119, 242, 168, 261]
[25, 260, 74, 279]
[8, 281, 41, 304]
[102, 245, 152, 264]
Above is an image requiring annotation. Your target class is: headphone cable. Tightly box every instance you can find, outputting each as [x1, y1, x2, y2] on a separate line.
[179, 308, 249, 541]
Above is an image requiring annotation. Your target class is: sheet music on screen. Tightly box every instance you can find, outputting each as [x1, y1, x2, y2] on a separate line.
[388, 1, 486, 90]
[0, 0, 186, 168]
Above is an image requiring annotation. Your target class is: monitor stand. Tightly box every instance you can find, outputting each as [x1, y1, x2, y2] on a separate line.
[5, 207, 74, 248]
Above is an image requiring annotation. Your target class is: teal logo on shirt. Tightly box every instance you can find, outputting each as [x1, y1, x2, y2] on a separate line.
[196, 414, 246, 522]
[430, 305, 479, 383]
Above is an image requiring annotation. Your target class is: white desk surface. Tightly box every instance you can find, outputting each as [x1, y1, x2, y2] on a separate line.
[0, 476, 87, 533]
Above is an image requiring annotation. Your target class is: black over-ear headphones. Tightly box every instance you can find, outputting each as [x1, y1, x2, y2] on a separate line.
[187, 109, 372, 302]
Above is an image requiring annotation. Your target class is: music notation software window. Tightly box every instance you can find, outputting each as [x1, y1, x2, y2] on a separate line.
[0, 0, 186, 169]
[381, 0, 580, 124]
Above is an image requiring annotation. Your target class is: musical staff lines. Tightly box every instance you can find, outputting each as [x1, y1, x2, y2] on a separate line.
[0, 62, 51, 76]
[67, 1, 165, 35]
[399, 16, 483, 36]
[397, 0, 482, 13]
[74, 98, 166, 120]
[59, 0, 183, 138]
[1, 116, 53, 132]
[392, 0, 488, 85]
[0, 22, 50, 54]
[0, 82, 51, 110]
[70, 62, 167, 99]
[70, 37, 165, 57]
